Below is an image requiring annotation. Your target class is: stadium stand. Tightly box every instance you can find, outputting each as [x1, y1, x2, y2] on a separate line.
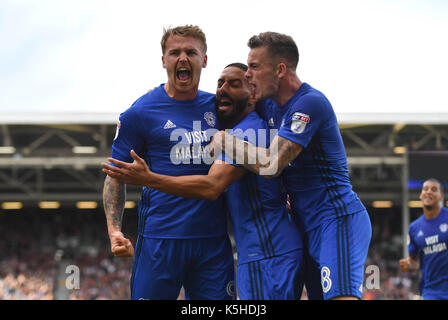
[1, 114, 447, 300]
[0, 207, 423, 300]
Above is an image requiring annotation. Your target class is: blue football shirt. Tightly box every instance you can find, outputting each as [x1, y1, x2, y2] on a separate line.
[258, 83, 366, 232]
[112, 84, 228, 239]
[221, 111, 303, 264]
[408, 207, 448, 295]
[255, 98, 286, 130]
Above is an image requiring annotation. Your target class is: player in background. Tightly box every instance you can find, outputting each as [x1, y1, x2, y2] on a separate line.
[102, 63, 305, 300]
[210, 32, 372, 300]
[400, 178, 448, 300]
[102, 25, 235, 300]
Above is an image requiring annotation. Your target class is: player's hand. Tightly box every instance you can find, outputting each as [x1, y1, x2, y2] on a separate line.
[399, 257, 418, 271]
[109, 231, 134, 258]
[399, 257, 410, 271]
[102, 150, 152, 186]
[209, 131, 225, 158]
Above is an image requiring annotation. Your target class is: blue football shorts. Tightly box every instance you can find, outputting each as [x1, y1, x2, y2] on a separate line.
[422, 292, 448, 300]
[130, 235, 235, 300]
[422, 279, 448, 300]
[304, 210, 372, 300]
[236, 248, 304, 300]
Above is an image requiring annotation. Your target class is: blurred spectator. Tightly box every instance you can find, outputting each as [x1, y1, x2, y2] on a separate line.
[0, 207, 423, 300]
[361, 209, 421, 300]
[0, 210, 136, 300]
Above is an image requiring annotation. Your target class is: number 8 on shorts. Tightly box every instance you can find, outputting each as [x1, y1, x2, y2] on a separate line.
[321, 266, 332, 293]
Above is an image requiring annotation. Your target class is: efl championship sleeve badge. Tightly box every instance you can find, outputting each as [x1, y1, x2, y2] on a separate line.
[291, 112, 310, 134]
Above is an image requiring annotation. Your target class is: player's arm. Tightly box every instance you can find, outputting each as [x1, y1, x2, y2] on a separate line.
[150, 160, 245, 201]
[103, 175, 134, 257]
[102, 150, 245, 201]
[399, 253, 419, 271]
[400, 230, 420, 271]
[211, 130, 302, 178]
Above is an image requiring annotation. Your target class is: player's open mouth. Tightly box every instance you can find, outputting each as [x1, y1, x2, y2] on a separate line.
[177, 68, 191, 81]
[217, 98, 233, 112]
[249, 83, 257, 95]
[422, 196, 435, 205]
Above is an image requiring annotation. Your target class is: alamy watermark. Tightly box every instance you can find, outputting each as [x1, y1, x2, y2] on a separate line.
[65, 265, 80, 290]
[364, 265, 380, 290]
[321, 264, 381, 293]
[64, 264, 381, 292]
[169, 121, 279, 175]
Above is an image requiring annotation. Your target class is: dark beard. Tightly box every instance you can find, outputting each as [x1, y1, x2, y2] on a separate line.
[423, 203, 439, 211]
[215, 96, 249, 128]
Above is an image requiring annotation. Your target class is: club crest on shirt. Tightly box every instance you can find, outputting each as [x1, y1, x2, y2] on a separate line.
[291, 112, 310, 134]
[440, 223, 448, 233]
[204, 112, 216, 127]
[114, 120, 121, 140]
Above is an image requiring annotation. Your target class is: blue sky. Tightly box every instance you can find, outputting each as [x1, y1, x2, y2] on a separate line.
[0, 0, 447, 115]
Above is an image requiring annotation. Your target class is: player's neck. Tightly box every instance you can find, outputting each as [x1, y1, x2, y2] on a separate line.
[164, 83, 198, 101]
[274, 74, 302, 107]
[423, 205, 442, 220]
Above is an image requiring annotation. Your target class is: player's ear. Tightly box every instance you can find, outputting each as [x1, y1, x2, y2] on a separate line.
[276, 62, 287, 78]
[162, 55, 166, 69]
[202, 54, 208, 68]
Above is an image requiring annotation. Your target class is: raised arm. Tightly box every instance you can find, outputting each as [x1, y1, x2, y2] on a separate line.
[212, 130, 303, 178]
[102, 150, 245, 201]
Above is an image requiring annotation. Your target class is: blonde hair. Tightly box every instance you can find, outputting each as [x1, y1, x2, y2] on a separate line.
[161, 25, 207, 54]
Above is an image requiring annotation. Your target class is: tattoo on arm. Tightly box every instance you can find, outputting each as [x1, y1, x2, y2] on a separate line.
[222, 132, 302, 178]
[274, 136, 303, 174]
[103, 175, 126, 232]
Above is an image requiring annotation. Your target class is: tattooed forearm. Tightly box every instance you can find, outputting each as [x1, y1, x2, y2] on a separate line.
[103, 175, 126, 233]
[221, 132, 302, 178]
[275, 136, 303, 174]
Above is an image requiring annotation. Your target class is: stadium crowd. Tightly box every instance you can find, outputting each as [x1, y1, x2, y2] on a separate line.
[0, 208, 422, 300]
[361, 207, 422, 300]
[0, 209, 135, 300]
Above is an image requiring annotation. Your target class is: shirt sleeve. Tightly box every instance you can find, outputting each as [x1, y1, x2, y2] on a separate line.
[278, 94, 329, 148]
[255, 99, 276, 122]
[408, 228, 418, 256]
[111, 106, 145, 165]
